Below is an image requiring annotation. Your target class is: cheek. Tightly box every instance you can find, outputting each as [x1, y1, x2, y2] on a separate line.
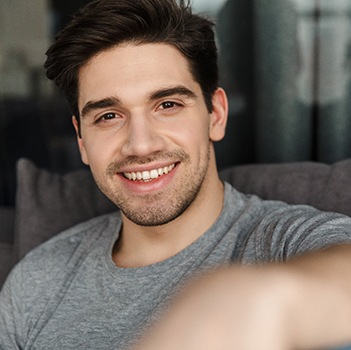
[81, 132, 119, 168]
[167, 114, 210, 142]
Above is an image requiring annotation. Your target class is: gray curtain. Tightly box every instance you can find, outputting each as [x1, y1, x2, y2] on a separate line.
[215, 0, 351, 169]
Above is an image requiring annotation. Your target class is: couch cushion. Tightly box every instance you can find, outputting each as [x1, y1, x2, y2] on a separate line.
[13, 158, 351, 261]
[220, 159, 351, 216]
[13, 159, 116, 262]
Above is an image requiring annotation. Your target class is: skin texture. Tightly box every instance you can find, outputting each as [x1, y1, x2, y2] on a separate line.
[73, 42, 351, 349]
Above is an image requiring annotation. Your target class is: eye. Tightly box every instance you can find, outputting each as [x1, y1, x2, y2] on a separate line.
[158, 101, 183, 111]
[95, 112, 119, 124]
[161, 101, 177, 109]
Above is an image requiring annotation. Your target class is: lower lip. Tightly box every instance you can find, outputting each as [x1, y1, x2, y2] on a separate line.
[117, 164, 178, 194]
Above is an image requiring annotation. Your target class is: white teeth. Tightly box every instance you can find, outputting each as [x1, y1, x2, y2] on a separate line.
[142, 171, 150, 180]
[150, 169, 158, 179]
[124, 163, 175, 181]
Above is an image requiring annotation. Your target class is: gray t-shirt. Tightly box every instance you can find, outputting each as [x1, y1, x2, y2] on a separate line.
[1, 183, 351, 349]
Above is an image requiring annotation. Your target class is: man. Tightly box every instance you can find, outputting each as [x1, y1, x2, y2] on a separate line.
[1, 0, 351, 349]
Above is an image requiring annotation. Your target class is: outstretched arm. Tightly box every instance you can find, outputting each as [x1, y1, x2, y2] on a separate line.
[132, 244, 351, 350]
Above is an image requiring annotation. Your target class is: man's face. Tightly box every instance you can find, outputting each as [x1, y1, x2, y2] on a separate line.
[75, 43, 226, 226]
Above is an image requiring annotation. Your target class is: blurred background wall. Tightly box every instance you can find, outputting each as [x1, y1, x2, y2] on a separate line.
[216, 0, 351, 168]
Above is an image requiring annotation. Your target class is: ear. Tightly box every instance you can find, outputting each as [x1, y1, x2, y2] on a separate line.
[209, 88, 228, 142]
[72, 116, 89, 165]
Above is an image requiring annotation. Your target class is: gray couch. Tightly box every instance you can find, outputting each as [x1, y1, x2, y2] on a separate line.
[2, 157, 351, 289]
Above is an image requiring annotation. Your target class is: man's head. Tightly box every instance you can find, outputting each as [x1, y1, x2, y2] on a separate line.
[44, 0, 227, 228]
[45, 0, 218, 126]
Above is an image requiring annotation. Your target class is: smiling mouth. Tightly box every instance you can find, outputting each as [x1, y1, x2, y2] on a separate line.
[123, 163, 176, 182]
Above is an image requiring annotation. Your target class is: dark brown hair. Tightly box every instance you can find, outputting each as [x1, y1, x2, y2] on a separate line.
[45, 0, 218, 124]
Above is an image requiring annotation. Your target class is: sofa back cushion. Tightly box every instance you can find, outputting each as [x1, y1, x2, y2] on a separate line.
[220, 159, 351, 215]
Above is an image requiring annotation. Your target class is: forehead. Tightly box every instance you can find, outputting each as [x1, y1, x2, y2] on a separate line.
[78, 43, 199, 107]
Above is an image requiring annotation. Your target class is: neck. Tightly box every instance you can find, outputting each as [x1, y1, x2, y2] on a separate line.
[112, 166, 225, 268]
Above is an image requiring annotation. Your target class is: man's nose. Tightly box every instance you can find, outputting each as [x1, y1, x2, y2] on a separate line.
[120, 114, 165, 158]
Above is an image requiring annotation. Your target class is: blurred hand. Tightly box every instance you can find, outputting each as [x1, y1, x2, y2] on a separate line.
[132, 266, 295, 350]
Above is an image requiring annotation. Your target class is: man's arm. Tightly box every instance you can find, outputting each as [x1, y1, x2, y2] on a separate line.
[132, 244, 351, 350]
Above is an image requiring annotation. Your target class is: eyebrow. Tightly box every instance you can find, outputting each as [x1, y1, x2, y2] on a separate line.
[81, 96, 121, 118]
[80, 85, 197, 118]
[148, 85, 198, 101]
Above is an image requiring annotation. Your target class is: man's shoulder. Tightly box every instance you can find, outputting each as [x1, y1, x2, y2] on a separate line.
[7, 213, 120, 290]
[224, 181, 290, 214]
[30, 212, 117, 251]
[0, 212, 120, 344]
[25, 212, 119, 263]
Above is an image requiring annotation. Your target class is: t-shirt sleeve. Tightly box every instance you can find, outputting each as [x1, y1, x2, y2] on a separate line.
[244, 205, 351, 263]
[0, 264, 25, 349]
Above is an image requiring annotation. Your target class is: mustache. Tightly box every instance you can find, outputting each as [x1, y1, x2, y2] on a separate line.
[106, 150, 189, 176]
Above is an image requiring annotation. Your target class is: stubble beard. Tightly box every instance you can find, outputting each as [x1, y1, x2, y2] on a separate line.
[95, 147, 211, 227]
